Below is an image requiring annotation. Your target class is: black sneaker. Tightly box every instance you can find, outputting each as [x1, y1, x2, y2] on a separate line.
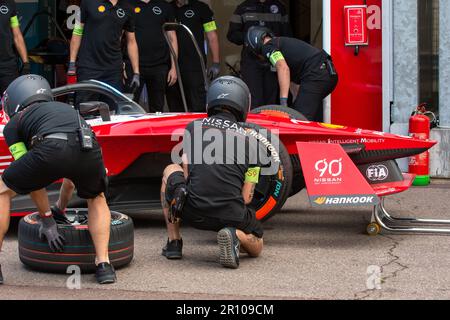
[0, 265, 3, 285]
[162, 239, 183, 259]
[217, 227, 240, 269]
[95, 262, 117, 284]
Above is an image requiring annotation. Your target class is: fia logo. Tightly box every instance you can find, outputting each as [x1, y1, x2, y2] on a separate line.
[366, 165, 389, 181]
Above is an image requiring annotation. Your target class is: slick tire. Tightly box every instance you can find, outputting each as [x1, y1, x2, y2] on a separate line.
[240, 122, 293, 222]
[251, 105, 307, 198]
[18, 210, 134, 274]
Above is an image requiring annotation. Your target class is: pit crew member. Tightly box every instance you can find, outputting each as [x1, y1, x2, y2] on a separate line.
[129, 0, 178, 113]
[0, 0, 29, 95]
[161, 76, 263, 269]
[0, 75, 116, 285]
[167, 0, 221, 112]
[68, 0, 140, 102]
[227, 0, 291, 108]
[246, 26, 338, 122]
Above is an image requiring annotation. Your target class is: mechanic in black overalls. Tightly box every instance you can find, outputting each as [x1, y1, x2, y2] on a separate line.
[227, 0, 291, 109]
[167, 0, 221, 112]
[0, 75, 116, 285]
[161, 76, 263, 269]
[0, 0, 29, 96]
[128, 0, 178, 113]
[68, 0, 140, 103]
[246, 26, 339, 122]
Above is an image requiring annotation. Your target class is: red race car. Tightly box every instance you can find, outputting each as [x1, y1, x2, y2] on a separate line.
[0, 80, 442, 236]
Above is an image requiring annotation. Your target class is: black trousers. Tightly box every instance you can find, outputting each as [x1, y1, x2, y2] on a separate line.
[136, 64, 169, 113]
[166, 70, 206, 112]
[76, 67, 123, 110]
[241, 57, 278, 109]
[293, 56, 338, 122]
[0, 64, 19, 96]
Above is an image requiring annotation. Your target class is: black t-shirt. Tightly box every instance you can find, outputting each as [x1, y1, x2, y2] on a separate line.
[4, 102, 86, 149]
[0, 0, 18, 68]
[262, 37, 323, 84]
[78, 0, 135, 72]
[183, 113, 258, 221]
[130, 0, 175, 68]
[171, 0, 215, 72]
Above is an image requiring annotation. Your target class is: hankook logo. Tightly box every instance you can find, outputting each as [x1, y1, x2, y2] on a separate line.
[313, 196, 377, 206]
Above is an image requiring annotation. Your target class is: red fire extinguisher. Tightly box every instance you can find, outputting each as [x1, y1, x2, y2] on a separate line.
[409, 103, 431, 186]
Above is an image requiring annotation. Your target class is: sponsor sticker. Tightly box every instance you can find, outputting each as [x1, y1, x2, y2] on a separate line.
[312, 195, 378, 207]
[0, 5, 9, 15]
[319, 123, 347, 129]
[185, 9, 194, 18]
[366, 165, 389, 182]
[117, 8, 125, 18]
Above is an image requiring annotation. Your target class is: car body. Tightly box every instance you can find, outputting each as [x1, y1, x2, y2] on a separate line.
[0, 81, 436, 221]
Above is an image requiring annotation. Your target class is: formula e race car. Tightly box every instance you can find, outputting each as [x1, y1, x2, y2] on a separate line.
[0, 80, 441, 237]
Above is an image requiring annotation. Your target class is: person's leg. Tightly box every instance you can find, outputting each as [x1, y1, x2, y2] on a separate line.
[241, 59, 265, 109]
[292, 82, 325, 121]
[161, 164, 184, 241]
[0, 179, 15, 250]
[263, 67, 279, 106]
[30, 189, 51, 215]
[86, 193, 110, 264]
[56, 179, 75, 211]
[146, 65, 169, 113]
[166, 76, 186, 112]
[184, 71, 207, 112]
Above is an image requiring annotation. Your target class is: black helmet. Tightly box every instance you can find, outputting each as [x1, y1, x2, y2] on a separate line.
[245, 26, 275, 55]
[206, 76, 251, 122]
[1, 74, 53, 118]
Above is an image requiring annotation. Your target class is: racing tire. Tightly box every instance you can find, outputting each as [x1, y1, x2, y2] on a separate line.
[240, 122, 293, 222]
[18, 210, 134, 274]
[251, 105, 306, 197]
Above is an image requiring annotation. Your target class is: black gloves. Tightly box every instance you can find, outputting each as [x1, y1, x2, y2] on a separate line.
[207, 63, 221, 80]
[39, 216, 65, 252]
[130, 73, 141, 91]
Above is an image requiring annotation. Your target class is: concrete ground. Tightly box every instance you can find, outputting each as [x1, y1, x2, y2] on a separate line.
[1, 180, 450, 300]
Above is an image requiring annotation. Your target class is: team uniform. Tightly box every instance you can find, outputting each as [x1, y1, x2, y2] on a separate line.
[76, 0, 135, 98]
[0, 0, 20, 95]
[262, 37, 339, 122]
[129, 0, 175, 113]
[227, 0, 291, 108]
[2, 102, 107, 199]
[167, 0, 217, 112]
[165, 113, 263, 238]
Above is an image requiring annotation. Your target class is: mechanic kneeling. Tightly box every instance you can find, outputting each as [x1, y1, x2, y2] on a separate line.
[0, 75, 116, 285]
[161, 76, 263, 269]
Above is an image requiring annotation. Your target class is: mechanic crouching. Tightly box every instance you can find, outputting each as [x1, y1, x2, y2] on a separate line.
[161, 76, 263, 269]
[0, 75, 116, 285]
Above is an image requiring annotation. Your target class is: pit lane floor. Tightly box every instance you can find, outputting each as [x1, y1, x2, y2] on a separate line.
[1, 180, 450, 300]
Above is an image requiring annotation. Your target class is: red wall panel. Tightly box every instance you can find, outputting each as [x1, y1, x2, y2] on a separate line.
[330, 0, 383, 131]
